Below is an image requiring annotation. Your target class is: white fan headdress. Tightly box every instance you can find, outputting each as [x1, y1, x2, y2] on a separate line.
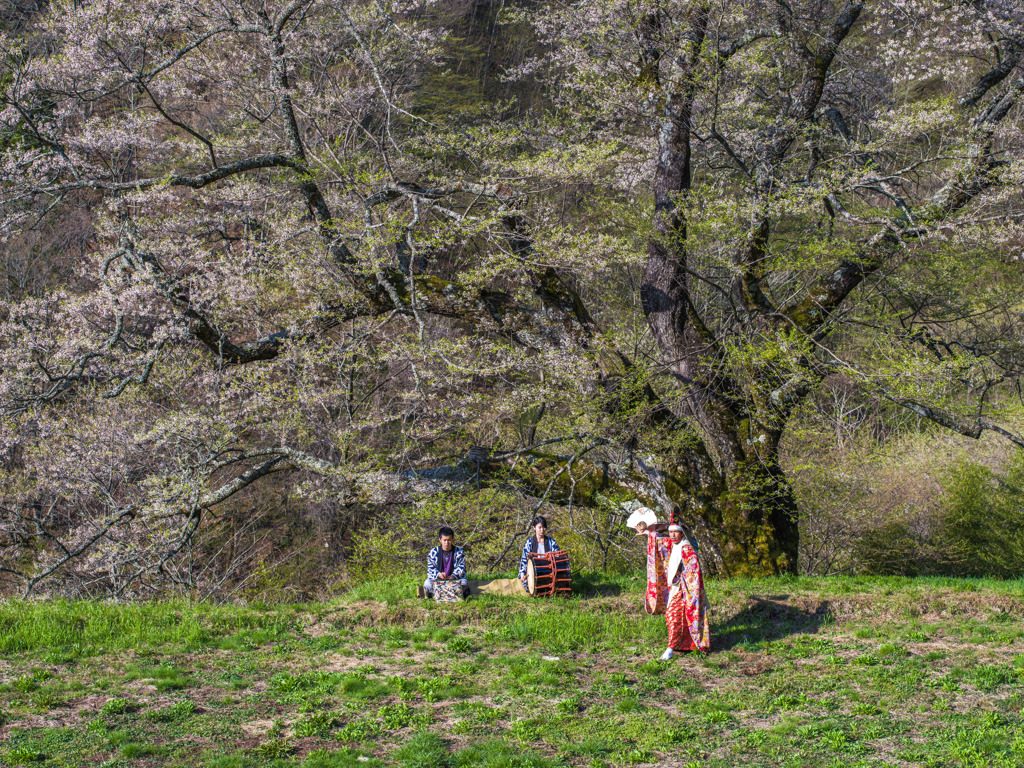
[626, 507, 659, 528]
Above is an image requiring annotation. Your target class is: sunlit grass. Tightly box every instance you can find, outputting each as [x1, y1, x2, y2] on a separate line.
[1, 574, 1023, 767]
[0, 599, 297, 656]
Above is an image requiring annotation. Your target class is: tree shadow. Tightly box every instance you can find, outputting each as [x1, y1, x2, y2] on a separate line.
[570, 572, 623, 599]
[712, 595, 832, 650]
[574, 582, 623, 599]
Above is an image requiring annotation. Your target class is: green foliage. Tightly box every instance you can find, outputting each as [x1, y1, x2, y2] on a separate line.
[146, 699, 196, 722]
[270, 670, 341, 695]
[969, 665, 1018, 692]
[10, 674, 39, 693]
[3, 579, 1024, 767]
[348, 527, 420, 585]
[338, 672, 394, 701]
[417, 675, 462, 702]
[336, 718, 381, 742]
[485, 602, 661, 652]
[556, 694, 581, 714]
[121, 742, 164, 759]
[448, 636, 471, 653]
[941, 455, 1024, 577]
[856, 453, 1024, 577]
[378, 702, 417, 729]
[99, 697, 137, 716]
[614, 697, 642, 713]
[451, 740, 557, 768]
[254, 738, 292, 759]
[393, 732, 449, 768]
[294, 711, 339, 737]
[4, 746, 46, 765]
[149, 664, 191, 691]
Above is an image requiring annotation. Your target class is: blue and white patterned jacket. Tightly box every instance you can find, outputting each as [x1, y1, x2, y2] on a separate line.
[518, 536, 560, 582]
[427, 545, 466, 581]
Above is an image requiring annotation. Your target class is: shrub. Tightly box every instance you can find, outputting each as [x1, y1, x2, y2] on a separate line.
[940, 456, 1024, 577]
[348, 527, 420, 586]
[851, 452, 1024, 577]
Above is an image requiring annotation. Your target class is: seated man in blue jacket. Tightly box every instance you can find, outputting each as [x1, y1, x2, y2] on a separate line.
[422, 526, 468, 598]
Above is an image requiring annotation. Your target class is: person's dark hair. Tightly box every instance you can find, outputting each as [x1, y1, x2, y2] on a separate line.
[438, 526, 454, 539]
[531, 515, 547, 528]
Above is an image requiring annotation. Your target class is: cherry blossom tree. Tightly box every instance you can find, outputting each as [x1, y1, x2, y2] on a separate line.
[1, 0, 1022, 593]
[511, 0, 1024, 573]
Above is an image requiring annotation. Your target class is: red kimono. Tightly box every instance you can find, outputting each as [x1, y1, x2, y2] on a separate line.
[644, 531, 670, 615]
[645, 532, 710, 652]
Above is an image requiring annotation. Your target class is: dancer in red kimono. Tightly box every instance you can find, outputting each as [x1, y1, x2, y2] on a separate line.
[632, 514, 710, 658]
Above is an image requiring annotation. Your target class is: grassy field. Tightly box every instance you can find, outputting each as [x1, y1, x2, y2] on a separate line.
[0, 574, 1022, 768]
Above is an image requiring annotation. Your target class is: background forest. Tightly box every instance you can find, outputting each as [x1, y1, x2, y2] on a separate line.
[2, 0, 1024, 599]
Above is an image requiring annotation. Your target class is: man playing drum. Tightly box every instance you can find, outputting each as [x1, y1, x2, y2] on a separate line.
[422, 526, 468, 599]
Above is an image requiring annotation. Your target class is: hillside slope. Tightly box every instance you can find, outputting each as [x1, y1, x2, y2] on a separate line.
[0, 576, 1022, 767]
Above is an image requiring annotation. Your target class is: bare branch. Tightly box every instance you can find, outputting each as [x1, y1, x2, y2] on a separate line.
[961, 34, 1023, 110]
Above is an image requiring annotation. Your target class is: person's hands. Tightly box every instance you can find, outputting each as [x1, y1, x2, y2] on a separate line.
[634, 522, 647, 534]
[438, 574, 448, 580]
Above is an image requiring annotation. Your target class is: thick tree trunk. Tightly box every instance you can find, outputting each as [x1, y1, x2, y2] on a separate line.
[635, 5, 805, 577]
[483, 419, 798, 577]
[719, 448, 800, 577]
[661, 421, 799, 577]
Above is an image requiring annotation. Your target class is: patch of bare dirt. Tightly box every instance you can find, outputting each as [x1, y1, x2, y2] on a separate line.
[315, 602, 435, 630]
[853, 738, 918, 768]
[734, 653, 777, 676]
[239, 718, 276, 737]
[121, 680, 158, 694]
[68, 692, 109, 717]
[1, 714, 67, 731]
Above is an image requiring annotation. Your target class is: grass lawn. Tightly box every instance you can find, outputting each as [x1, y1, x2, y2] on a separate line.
[0, 574, 1022, 767]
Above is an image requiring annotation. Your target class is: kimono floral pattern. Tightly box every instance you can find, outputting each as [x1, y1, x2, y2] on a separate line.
[645, 532, 670, 615]
[665, 540, 710, 653]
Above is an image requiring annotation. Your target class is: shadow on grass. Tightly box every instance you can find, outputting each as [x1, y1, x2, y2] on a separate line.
[570, 572, 624, 599]
[713, 595, 831, 650]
